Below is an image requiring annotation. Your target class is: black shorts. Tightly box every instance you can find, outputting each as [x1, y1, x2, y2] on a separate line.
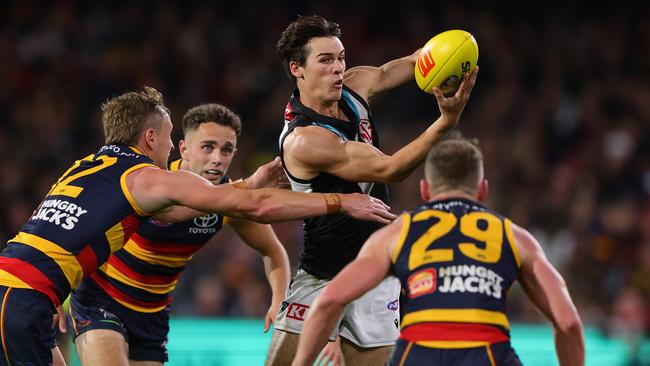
[0, 286, 57, 366]
[388, 339, 523, 366]
[68, 280, 170, 362]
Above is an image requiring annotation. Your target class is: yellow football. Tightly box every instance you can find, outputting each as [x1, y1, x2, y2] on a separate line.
[415, 30, 478, 95]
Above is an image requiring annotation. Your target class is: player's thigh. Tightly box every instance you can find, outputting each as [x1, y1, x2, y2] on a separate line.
[75, 329, 129, 366]
[130, 360, 163, 366]
[340, 338, 393, 366]
[265, 329, 300, 366]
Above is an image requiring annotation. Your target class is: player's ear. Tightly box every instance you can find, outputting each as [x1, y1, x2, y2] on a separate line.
[179, 140, 188, 160]
[477, 179, 488, 202]
[420, 179, 431, 202]
[290, 61, 304, 79]
[144, 128, 156, 150]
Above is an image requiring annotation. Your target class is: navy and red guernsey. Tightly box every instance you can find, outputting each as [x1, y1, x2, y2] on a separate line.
[86, 161, 229, 312]
[392, 198, 522, 348]
[0, 145, 156, 306]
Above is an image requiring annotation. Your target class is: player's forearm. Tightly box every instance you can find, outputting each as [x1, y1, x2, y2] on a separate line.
[384, 117, 451, 182]
[370, 49, 420, 96]
[554, 323, 585, 366]
[262, 254, 290, 304]
[232, 189, 337, 223]
[292, 304, 345, 366]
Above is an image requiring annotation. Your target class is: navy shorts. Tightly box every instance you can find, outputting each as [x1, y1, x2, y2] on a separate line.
[68, 280, 169, 362]
[388, 339, 523, 366]
[0, 286, 57, 366]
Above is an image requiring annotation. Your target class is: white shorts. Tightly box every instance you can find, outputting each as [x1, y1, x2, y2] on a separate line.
[274, 269, 400, 347]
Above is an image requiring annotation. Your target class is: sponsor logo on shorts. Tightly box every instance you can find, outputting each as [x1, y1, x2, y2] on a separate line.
[286, 303, 310, 321]
[387, 299, 399, 311]
[407, 268, 437, 299]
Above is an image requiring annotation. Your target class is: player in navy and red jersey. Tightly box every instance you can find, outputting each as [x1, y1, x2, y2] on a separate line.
[293, 137, 585, 366]
[268, 15, 479, 366]
[0, 87, 395, 366]
[68, 103, 291, 365]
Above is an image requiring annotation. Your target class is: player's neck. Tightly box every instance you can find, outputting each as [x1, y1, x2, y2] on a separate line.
[428, 189, 478, 203]
[299, 92, 340, 118]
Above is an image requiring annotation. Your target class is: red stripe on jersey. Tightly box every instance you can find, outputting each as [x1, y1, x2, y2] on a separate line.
[75, 245, 98, 278]
[121, 214, 142, 245]
[0, 257, 61, 306]
[90, 272, 171, 309]
[130, 232, 202, 256]
[400, 322, 509, 344]
[107, 256, 180, 285]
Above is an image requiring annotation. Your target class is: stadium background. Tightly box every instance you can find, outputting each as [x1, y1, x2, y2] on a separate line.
[0, 0, 649, 364]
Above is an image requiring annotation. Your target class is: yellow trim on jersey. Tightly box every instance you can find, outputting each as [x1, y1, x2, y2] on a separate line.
[504, 219, 521, 268]
[402, 308, 510, 330]
[122, 240, 193, 268]
[391, 213, 412, 264]
[100, 263, 177, 294]
[105, 221, 127, 254]
[415, 340, 490, 349]
[120, 163, 158, 217]
[12, 232, 83, 288]
[129, 146, 145, 155]
[0, 270, 32, 289]
[169, 159, 182, 172]
[111, 296, 168, 313]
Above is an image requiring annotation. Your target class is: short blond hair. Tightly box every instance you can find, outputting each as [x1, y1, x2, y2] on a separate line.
[425, 136, 483, 194]
[101, 86, 170, 145]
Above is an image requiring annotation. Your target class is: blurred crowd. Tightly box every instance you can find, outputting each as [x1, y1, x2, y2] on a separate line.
[1, 0, 649, 358]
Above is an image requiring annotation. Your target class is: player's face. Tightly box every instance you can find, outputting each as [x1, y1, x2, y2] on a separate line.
[299, 37, 346, 103]
[151, 110, 174, 169]
[180, 122, 237, 185]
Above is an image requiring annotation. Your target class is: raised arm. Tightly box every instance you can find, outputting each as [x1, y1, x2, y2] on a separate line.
[229, 218, 290, 332]
[344, 49, 420, 101]
[284, 68, 478, 184]
[291, 216, 403, 366]
[126, 167, 396, 224]
[513, 223, 585, 366]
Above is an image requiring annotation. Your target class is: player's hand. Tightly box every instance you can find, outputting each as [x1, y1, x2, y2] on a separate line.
[339, 193, 396, 224]
[432, 66, 478, 131]
[52, 305, 67, 333]
[246, 157, 290, 189]
[316, 336, 345, 366]
[263, 299, 281, 333]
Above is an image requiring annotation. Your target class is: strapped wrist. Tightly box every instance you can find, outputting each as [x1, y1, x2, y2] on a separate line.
[231, 179, 249, 189]
[325, 194, 342, 214]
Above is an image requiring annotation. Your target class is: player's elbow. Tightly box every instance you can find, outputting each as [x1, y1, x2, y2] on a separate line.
[555, 312, 583, 336]
[372, 161, 410, 184]
[317, 289, 347, 313]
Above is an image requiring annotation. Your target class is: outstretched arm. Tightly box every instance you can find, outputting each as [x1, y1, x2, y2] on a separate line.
[284, 68, 478, 184]
[128, 167, 396, 224]
[292, 216, 403, 366]
[229, 218, 290, 332]
[513, 223, 585, 366]
[344, 49, 421, 101]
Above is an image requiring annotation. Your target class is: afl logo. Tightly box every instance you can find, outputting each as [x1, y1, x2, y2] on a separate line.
[194, 214, 219, 228]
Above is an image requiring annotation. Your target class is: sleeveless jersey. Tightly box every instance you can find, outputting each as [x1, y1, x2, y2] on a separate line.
[279, 86, 389, 279]
[0, 145, 156, 306]
[87, 161, 229, 312]
[392, 198, 522, 347]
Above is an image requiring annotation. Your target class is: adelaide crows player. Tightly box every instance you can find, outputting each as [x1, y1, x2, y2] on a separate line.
[293, 137, 585, 366]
